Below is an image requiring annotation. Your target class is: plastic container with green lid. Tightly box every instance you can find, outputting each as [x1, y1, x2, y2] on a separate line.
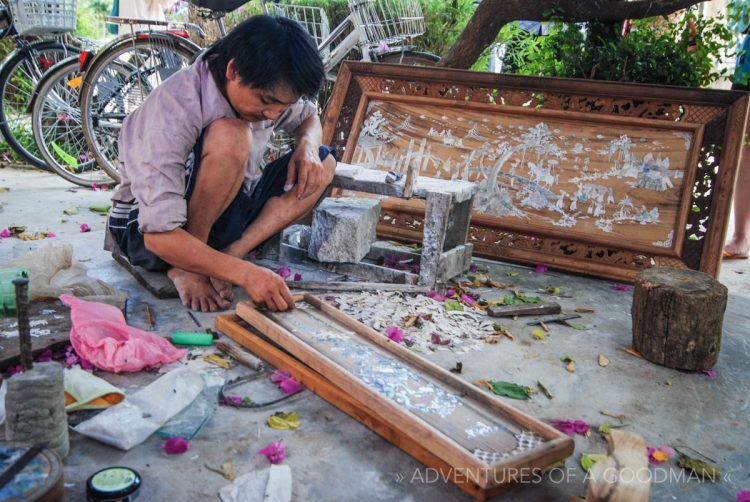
[86, 466, 141, 501]
[0, 268, 29, 317]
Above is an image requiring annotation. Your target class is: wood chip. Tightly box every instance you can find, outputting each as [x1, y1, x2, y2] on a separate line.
[598, 353, 610, 367]
[622, 347, 644, 358]
[575, 308, 594, 313]
[566, 360, 576, 373]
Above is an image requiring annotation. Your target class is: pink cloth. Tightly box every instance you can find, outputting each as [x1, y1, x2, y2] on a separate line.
[61, 295, 185, 373]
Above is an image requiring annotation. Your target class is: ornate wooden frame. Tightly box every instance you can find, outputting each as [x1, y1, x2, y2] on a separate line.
[322, 62, 749, 281]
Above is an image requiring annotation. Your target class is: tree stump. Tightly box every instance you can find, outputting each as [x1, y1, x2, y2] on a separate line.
[632, 268, 727, 370]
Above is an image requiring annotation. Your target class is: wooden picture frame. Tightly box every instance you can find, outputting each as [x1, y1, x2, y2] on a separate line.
[225, 296, 574, 498]
[322, 62, 749, 281]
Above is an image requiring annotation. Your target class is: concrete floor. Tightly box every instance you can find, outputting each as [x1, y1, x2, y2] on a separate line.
[1, 167, 748, 501]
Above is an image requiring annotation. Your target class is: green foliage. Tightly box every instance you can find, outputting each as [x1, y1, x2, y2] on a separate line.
[500, 13, 734, 88]
[75, 0, 111, 40]
[417, 0, 475, 57]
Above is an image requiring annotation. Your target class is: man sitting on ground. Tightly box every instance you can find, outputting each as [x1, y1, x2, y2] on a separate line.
[108, 15, 335, 312]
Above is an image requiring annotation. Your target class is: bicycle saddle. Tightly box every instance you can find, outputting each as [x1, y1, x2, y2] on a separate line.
[189, 0, 249, 13]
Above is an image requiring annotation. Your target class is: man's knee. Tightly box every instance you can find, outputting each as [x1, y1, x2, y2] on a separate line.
[203, 118, 250, 169]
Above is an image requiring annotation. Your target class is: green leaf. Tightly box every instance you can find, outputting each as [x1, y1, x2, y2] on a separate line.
[560, 355, 575, 363]
[89, 205, 112, 214]
[597, 423, 611, 434]
[567, 323, 591, 331]
[506, 272, 519, 277]
[63, 206, 79, 215]
[50, 141, 78, 169]
[503, 294, 543, 305]
[580, 453, 607, 472]
[485, 380, 531, 400]
[532, 329, 546, 340]
[444, 299, 464, 311]
[537, 380, 553, 399]
[677, 455, 720, 481]
[267, 411, 301, 430]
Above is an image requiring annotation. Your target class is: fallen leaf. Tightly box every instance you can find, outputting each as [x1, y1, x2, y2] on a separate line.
[537, 381, 553, 399]
[63, 206, 78, 215]
[503, 294, 543, 305]
[600, 410, 626, 422]
[622, 347, 644, 358]
[506, 272, 519, 277]
[566, 360, 576, 373]
[402, 315, 418, 328]
[484, 335, 501, 344]
[268, 411, 301, 430]
[202, 354, 231, 369]
[475, 380, 531, 400]
[665, 380, 672, 386]
[539, 321, 550, 332]
[525, 352, 540, 359]
[575, 308, 594, 313]
[485, 279, 507, 288]
[598, 354, 609, 367]
[677, 455, 720, 481]
[89, 204, 111, 213]
[0, 186, 9, 192]
[444, 299, 464, 311]
[580, 453, 607, 472]
[543, 286, 561, 295]
[532, 329, 546, 340]
[431, 332, 450, 345]
[565, 322, 591, 330]
[597, 423, 611, 434]
[221, 461, 236, 480]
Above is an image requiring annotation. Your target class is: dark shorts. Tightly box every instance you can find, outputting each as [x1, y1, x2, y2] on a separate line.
[108, 135, 335, 272]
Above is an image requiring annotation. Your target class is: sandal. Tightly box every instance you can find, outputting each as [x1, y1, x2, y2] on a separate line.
[723, 250, 749, 260]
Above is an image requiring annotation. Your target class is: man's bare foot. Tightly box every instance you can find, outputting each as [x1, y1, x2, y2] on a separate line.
[210, 277, 234, 302]
[724, 238, 749, 259]
[168, 268, 232, 312]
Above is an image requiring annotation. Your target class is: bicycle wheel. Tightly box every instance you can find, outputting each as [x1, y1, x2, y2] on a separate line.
[375, 50, 440, 66]
[0, 41, 79, 169]
[31, 57, 115, 187]
[80, 36, 198, 181]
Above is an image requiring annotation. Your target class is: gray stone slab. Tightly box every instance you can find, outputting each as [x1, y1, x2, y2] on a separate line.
[436, 243, 473, 284]
[308, 197, 381, 263]
[111, 250, 178, 299]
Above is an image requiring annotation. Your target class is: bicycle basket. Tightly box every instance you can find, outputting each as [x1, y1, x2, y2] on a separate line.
[349, 0, 425, 47]
[11, 0, 77, 36]
[271, 3, 329, 49]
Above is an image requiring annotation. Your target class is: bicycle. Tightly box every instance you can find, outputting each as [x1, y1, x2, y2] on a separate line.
[0, 0, 79, 169]
[79, 0, 437, 182]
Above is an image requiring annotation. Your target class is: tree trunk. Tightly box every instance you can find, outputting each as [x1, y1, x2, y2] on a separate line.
[631, 268, 727, 370]
[438, 0, 707, 69]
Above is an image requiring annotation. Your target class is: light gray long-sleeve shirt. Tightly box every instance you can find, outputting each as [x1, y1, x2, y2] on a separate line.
[112, 54, 317, 233]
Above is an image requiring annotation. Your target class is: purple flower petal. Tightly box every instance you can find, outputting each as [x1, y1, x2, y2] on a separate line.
[225, 395, 244, 406]
[293, 273, 302, 281]
[535, 264, 548, 273]
[45, 232, 56, 238]
[162, 436, 189, 455]
[446, 289, 456, 297]
[79, 223, 91, 233]
[0, 228, 11, 238]
[460, 294, 476, 305]
[35, 349, 53, 363]
[278, 378, 303, 394]
[469, 263, 478, 273]
[258, 441, 285, 464]
[613, 283, 633, 292]
[276, 267, 292, 279]
[386, 325, 404, 343]
[425, 290, 446, 302]
[701, 369, 717, 377]
[271, 369, 292, 385]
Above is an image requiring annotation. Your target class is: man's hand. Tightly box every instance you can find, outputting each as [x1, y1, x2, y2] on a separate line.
[240, 263, 295, 311]
[285, 141, 324, 200]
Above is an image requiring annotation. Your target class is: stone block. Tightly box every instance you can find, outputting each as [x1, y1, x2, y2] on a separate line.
[308, 197, 381, 263]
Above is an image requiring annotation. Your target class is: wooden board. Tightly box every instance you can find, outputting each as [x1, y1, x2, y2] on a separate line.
[0, 300, 71, 371]
[230, 296, 573, 493]
[322, 62, 749, 281]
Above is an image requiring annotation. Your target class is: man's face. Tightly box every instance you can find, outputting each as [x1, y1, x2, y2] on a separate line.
[225, 59, 298, 122]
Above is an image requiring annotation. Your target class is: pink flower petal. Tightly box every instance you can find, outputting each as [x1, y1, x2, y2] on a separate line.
[446, 289, 456, 297]
[0, 228, 11, 238]
[737, 491, 750, 502]
[225, 395, 244, 406]
[535, 264, 548, 273]
[469, 263, 478, 273]
[276, 266, 292, 279]
[271, 369, 292, 385]
[258, 441, 285, 464]
[659, 446, 676, 458]
[162, 436, 189, 454]
[386, 325, 404, 343]
[79, 223, 91, 233]
[278, 378, 303, 394]
[293, 273, 302, 281]
[613, 283, 633, 292]
[425, 291, 446, 302]
[45, 232, 56, 238]
[701, 369, 717, 377]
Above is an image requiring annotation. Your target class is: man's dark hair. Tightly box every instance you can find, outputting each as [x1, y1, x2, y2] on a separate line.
[205, 15, 324, 99]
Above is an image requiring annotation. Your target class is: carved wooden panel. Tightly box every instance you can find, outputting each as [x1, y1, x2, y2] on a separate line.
[322, 63, 748, 281]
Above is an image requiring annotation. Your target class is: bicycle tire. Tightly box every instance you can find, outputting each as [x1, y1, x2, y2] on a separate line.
[375, 50, 440, 66]
[0, 41, 79, 169]
[80, 35, 198, 181]
[31, 56, 115, 187]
